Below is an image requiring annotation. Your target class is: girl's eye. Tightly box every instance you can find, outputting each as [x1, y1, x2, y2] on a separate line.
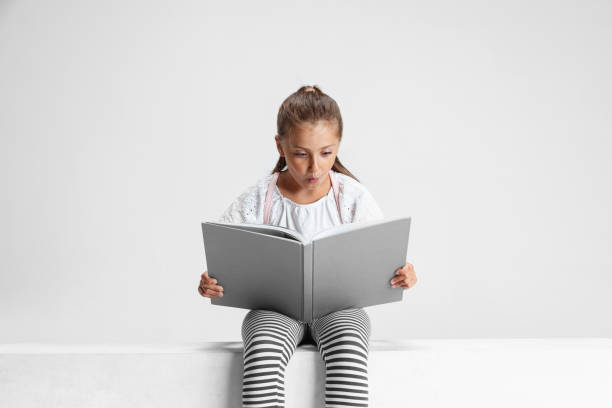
[294, 152, 332, 157]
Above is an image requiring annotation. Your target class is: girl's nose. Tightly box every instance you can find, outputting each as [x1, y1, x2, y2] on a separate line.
[309, 158, 321, 174]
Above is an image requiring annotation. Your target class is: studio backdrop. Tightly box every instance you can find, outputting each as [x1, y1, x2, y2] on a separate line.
[1, 0, 611, 343]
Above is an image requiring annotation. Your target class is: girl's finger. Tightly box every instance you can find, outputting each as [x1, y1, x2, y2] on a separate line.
[204, 284, 224, 292]
[200, 276, 218, 286]
[390, 276, 406, 286]
[391, 274, 405, 283]
[198, 284, 217, 298]
[402, 278, 416, 289]
[201, 276, 217, 284]
[205, 288, 223, 297]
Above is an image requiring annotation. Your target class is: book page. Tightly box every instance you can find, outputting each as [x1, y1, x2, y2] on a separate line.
[311, 217, 400, 241]
[208, 222, 307, 243]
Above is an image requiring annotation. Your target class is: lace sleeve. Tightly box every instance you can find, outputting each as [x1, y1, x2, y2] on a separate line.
[217, 187, 261, 224]
[217, 198, 242, 224]
[352, 188, 384, 223]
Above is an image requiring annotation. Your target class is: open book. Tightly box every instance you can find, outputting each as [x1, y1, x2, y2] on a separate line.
[201, 217, 411, 323]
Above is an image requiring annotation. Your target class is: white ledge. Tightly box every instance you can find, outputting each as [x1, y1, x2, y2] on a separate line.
[2, 338, 612, 408]
[1, 337, 610, 354]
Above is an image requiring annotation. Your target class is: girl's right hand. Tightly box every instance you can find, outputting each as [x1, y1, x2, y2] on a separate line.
[198, 270, 224, 298]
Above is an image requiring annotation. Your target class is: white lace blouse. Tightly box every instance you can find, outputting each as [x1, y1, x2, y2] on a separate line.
[218, 170, 384, 242]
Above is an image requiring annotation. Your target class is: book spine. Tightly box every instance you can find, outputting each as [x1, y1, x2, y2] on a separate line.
[302, 242, 313, 323]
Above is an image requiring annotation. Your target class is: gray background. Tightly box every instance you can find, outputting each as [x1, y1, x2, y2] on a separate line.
[1, 0, 611, 343]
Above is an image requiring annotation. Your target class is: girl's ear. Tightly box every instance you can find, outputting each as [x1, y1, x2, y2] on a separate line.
[275, 135, 285, 157]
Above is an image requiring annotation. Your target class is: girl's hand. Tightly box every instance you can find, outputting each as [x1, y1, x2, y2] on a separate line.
[390, 261, 417, 289]
[198, 270, 224, 298]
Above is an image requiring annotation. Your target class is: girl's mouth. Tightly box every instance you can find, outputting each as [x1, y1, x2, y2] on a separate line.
[308, 177, 318, 183]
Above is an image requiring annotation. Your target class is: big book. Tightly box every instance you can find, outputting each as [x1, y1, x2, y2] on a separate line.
[201, 216, 411, 323]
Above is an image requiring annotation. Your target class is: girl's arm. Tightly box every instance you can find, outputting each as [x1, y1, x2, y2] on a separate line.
[352, 188, 384, 223]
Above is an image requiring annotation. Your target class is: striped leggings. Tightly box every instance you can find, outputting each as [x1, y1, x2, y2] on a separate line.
[241, 307, 371, 408]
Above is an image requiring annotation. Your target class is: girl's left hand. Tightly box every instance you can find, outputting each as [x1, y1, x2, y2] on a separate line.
[390, 261, 417, 289]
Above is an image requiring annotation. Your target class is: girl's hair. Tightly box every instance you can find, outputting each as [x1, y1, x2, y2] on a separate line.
[271, 85, 359, 182]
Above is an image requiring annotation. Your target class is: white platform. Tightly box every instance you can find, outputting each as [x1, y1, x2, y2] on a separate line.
[1, 339, 611, 408]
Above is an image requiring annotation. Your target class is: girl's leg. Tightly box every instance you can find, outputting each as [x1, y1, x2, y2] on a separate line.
[241, 309, 306, 408]
[310, 308, 372, 408]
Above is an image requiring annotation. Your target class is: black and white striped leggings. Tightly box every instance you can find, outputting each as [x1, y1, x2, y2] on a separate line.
[241, 307, 371, 408]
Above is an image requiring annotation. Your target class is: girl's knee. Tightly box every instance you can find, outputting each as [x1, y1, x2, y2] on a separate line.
[241, 309, 305, 345]
[241, 309, 285, 339]
[337, 308, 372, 336]
[311, 308, 372, 346]
[349, 308, 371, 332]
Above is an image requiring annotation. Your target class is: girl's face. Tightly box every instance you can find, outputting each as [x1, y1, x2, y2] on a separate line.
[275, 120, 340, 192]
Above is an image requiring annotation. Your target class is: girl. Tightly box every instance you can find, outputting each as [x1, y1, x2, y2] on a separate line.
[198, 85, 417, 408]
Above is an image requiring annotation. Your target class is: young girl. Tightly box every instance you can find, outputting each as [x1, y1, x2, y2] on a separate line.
[198, 85, 417, 408]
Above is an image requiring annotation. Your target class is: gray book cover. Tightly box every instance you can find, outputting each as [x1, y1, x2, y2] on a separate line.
[201, 217, 411, 323]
